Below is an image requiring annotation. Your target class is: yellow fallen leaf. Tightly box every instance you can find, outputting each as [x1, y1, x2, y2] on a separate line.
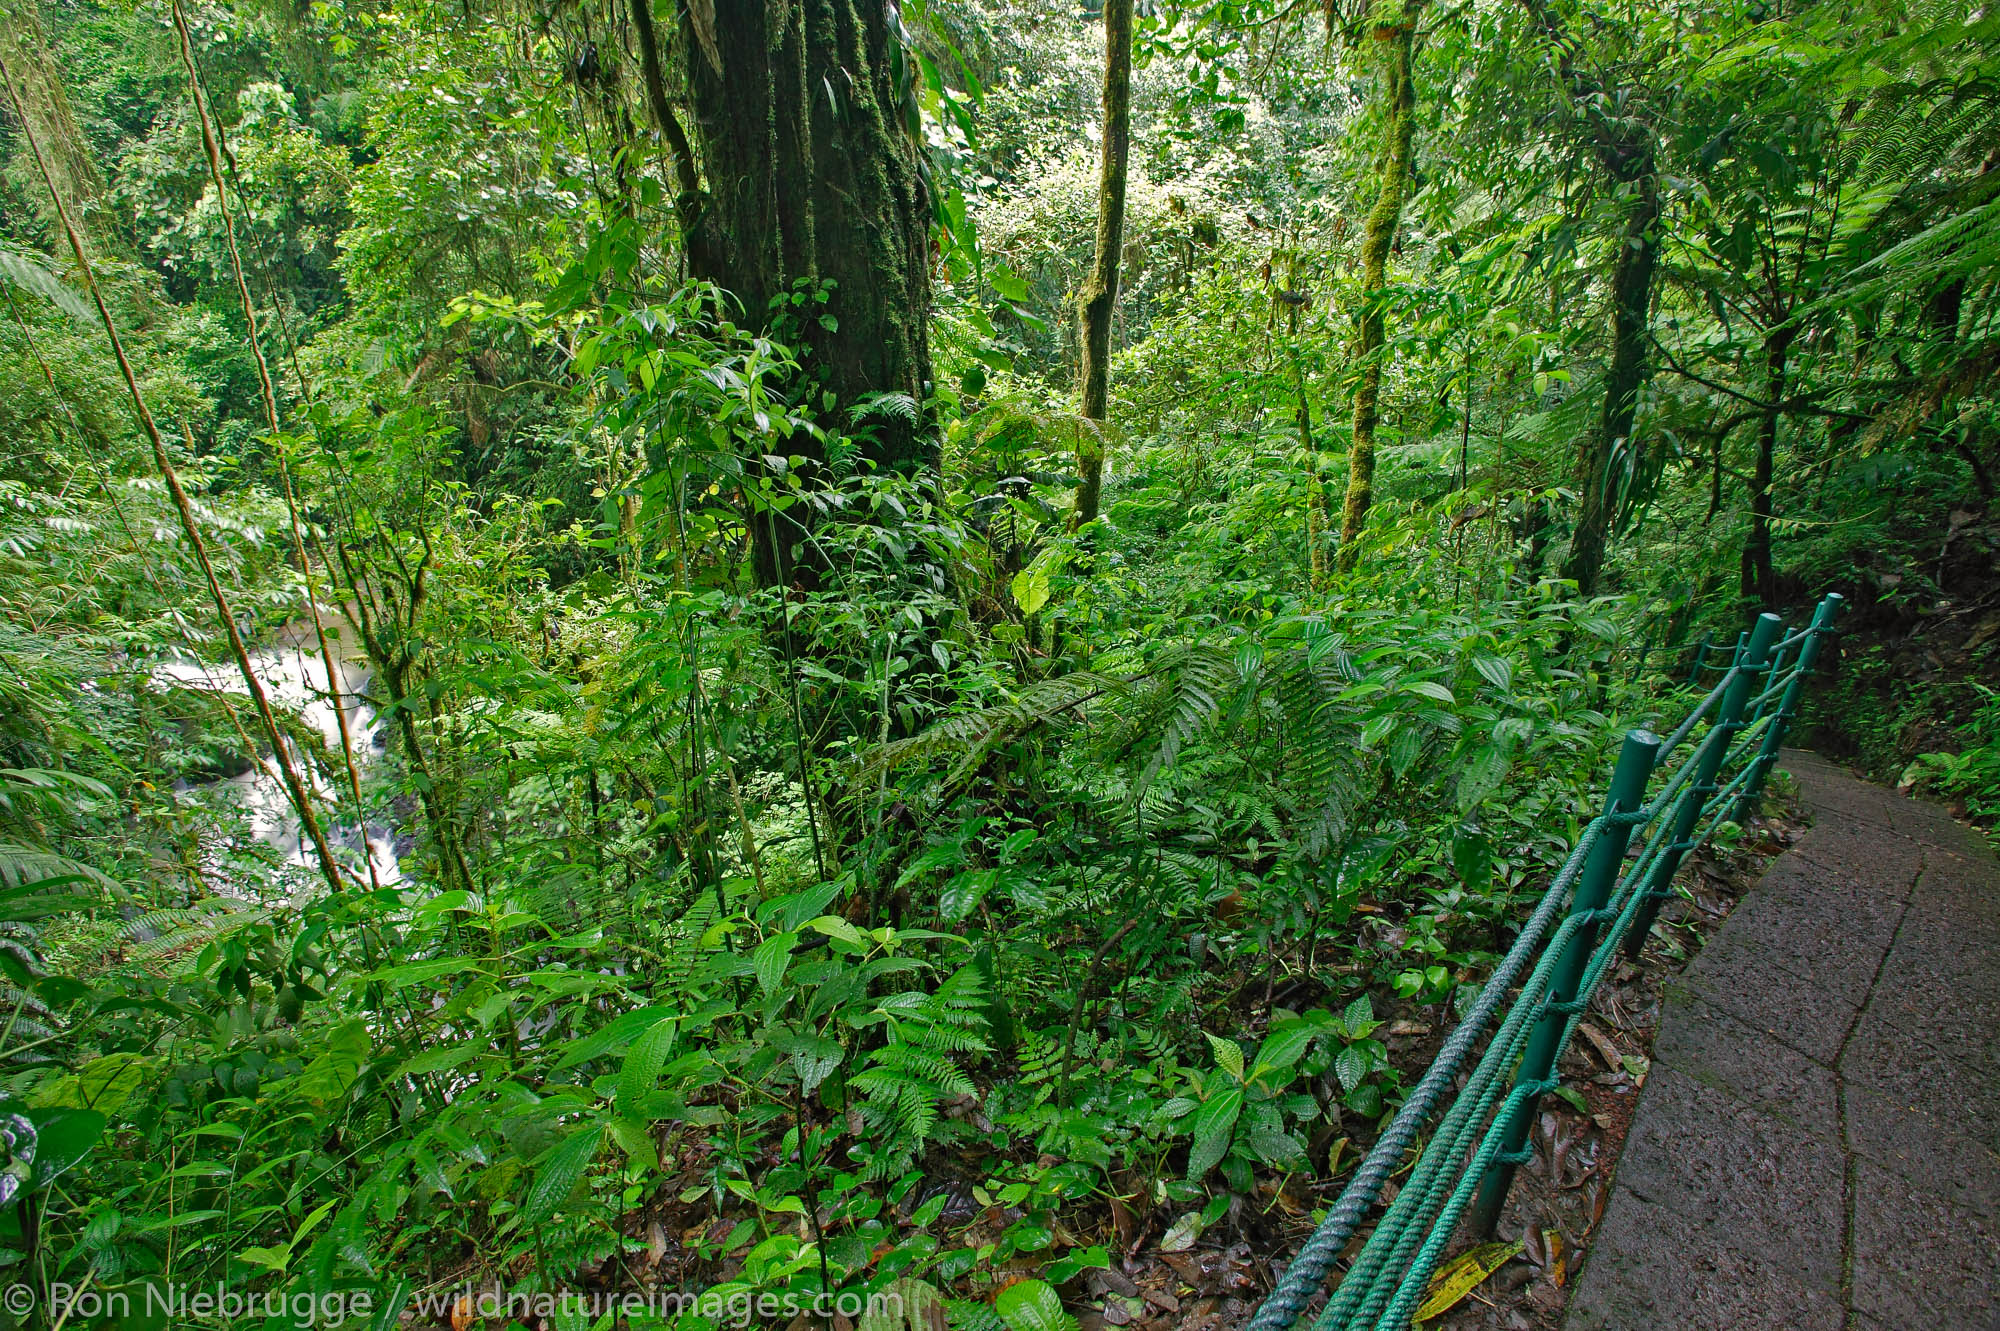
[1327, 1136, 1351, 1177]
[1545, 1228, 1565, 1287]
[1414, 1239, 1524, 1323]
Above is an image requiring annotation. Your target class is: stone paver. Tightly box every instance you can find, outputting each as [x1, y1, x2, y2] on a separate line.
[1566, 750, 2000, 1331]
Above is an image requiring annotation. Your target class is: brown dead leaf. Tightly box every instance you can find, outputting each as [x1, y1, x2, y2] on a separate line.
[1109, 1193, 1140, 1251]
[1577, 1021, 1622, 1069]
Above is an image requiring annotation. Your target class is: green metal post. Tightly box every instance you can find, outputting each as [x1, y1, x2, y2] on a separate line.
[1624, 611, 1783, 960]
[1470, 727, 1660, 1236]
[1746, 634, 1794, 731]
[1737, 595, 1843, 818]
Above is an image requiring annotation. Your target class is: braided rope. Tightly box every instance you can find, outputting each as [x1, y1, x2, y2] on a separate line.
[1248, 618, 1826, 1331]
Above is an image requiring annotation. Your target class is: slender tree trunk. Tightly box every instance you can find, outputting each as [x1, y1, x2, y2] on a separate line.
[1741, 323, 1792, 610]
[6, 61, 345, 896]
[1337, 7, 1418, 572]
[628, 0, 702, 238]
[2, 60, 349, 897]
[172, 1, 375, 883]
[1560, 160, 1659, 595]
[1071, 0, 1133, 529]
[1301, 386, 1328, 588]
[678, 0, 935, 589]
[331, 535, 477, 896]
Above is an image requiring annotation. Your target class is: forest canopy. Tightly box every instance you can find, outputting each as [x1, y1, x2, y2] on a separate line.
[0, 0, 1995, 1325]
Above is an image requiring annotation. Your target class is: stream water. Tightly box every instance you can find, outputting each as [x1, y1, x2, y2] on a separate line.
[155, 613, 402, 887]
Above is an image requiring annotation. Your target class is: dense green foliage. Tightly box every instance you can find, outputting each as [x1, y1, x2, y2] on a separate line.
[0, 0, 1993, 1326]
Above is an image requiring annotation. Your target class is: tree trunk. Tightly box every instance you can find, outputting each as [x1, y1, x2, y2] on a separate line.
[1336, 7, 1417, 572]
[1071, 0, 1133, 530]
[1301, 385, 1328, 588]
[1559, 160, 1659, 596]
[678, 0, 936, 588]
[1741, 323, 1792, 610]
[628, 0, 702, 238]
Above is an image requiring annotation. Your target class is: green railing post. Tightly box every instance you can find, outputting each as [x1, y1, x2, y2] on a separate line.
[1683, 633, 1711, 687]
[1747, 637, 1791, 730]
[1623, 611, 1783, 960]
[1736, 594, 1844, 819]
[1469, 727, 1660, 1236]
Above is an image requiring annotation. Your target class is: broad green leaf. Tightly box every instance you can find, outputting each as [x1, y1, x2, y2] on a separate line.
[1452, 826, 1494, 893]
[1185, 1085, 1243, 1179]
[861, 1278, 947, 1331]
[554, 1006, 679, 1070]
[606, 1116, 657, 1172]
[520, 1124, 602, 1226]
[754, 931, 798, 994]
[994, 1279, 1075, 1331]
[27, 1108, 103, 1187]
[295, 1021, 371, 1105]
[1361, 712, 1400, 747]
[1252, 1023, 1315, 1079]
[616, 1018, 677, 1116]
[235, 1244, 292, 1273]
[1203, 1031, 1245, 1082]
[394, 1042, 485, 1079]
[1246, 1123, 1307, 1168]
[940, 869, 996, 922]
[1455, 745, 1509, 811]
[808, 915, 870, 948]
[1010, 565, 1051, 616]
[33, 1053, 150, 1115]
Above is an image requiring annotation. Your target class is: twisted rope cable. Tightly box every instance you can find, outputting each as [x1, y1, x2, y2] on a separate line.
[1251, 633, 1812, 1330]
[1335, 790, 1689, 1327]
[1241, 818, 1613, 1331]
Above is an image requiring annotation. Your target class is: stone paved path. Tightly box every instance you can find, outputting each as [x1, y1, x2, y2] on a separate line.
[1566, 750, 2000, 1331]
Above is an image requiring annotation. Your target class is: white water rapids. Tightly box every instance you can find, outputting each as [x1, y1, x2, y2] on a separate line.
[154, 613, 402, 887]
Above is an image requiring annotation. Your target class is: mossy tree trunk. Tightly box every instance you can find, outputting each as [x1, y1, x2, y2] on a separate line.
[1559, 155, 1659, 597]
[676, 0, 936, 589]
[1336, 5, 1418, 573]
[1072, 0, 1133, 530]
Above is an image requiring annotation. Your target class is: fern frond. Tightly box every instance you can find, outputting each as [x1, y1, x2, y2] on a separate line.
[851, 670, 1132, 796]
[0, 245, 91, 321]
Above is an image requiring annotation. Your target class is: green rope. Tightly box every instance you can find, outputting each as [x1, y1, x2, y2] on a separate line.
[1249, 599, 1836, 1331]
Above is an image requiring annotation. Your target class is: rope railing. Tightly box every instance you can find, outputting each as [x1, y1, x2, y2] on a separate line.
[1249, 592, 1845, 1331]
